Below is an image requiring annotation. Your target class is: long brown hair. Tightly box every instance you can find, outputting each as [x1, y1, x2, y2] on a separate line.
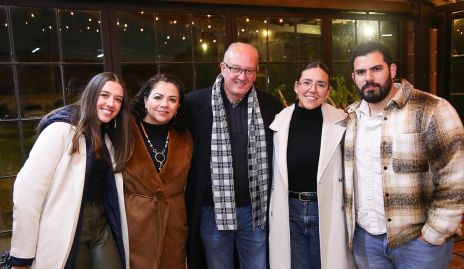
[71, 72, 134, 172]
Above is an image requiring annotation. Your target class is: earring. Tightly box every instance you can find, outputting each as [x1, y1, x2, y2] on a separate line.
[114, 119, 117, 129]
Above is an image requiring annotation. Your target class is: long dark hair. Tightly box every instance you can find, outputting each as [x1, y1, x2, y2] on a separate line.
[71, 72, 134, 172]
[297, 61, 330, 81]
[130, 73, 187, 132]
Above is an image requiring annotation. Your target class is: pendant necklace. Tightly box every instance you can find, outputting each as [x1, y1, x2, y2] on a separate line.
[140, 122, 169, 171]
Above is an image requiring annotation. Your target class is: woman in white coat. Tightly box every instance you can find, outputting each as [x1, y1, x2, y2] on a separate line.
[269, 62, 354, 269]
[10, 72, 134, 269]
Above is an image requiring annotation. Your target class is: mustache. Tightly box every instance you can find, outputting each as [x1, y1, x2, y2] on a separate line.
[361, 82, 381, 91]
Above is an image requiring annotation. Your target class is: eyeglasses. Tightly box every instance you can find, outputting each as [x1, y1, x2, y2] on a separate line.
[223, 62, 258, 76]
[297, 80, 328, 91]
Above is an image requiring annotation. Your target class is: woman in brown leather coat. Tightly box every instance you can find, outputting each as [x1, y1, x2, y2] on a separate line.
[123, 73, 192, 269]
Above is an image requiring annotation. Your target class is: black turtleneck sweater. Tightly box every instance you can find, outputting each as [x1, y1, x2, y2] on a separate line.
[287, 104, 323, 193]
[139, 121, 169, 172]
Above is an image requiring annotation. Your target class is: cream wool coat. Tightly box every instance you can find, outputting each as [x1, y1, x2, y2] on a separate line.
[10, 122, 130, 269]
[269, 103, 355, 269]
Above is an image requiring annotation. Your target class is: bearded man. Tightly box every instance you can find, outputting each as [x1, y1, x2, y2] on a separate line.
[343, 41, 464, 269]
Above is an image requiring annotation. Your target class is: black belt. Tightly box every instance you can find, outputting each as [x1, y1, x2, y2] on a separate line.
[288, 191, 317, 202]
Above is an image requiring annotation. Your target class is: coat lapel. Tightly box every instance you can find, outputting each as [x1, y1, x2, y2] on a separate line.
[270, 105, 294, 191]
[317, 103, 347, 183]
[125, 119, 165, 193]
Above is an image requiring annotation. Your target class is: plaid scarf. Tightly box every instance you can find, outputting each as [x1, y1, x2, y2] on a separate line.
[210, 74, 269, 230]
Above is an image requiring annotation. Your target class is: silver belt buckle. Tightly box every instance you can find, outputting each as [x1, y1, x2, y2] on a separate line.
[298, 192, 310, 201]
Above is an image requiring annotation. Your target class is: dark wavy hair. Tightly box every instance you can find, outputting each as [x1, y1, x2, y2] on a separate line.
[350, 41, 393, 70]
[71, 72, 134, 172]
[130, 73, 187, 132]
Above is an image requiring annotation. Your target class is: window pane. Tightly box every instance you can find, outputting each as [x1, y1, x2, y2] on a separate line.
[116, 11, 156, 62]
[156, 14, 192, 62]
[159, 63, 193, 91]
[269, 18, 295, 62]
[0, 178, 14, 232]
[192, 15, 226, 62]
[297, 19, 321, 62]
[452, 18, 464, 101]
[357, 20, 379, 45]
[18, 65, 63, 119]
[268, 63, 300, 105]
[450, 94, 464, 122]
[237, 16, 267, 61]
[380, 21, 399, 60]
[121, 64, 156, 97]
[332, 19, 355, 61]
[60, 10, 103, 62]
[64, 65, 104, 104]
[11, 7, 59, 62]
[255, 63, 268, 92]
[332, 62, 355, 89]
[22, 120, 40, 158]
[0, 66, 16, 120]
[194, 63, 220, 90]
[0, 7, 10, 61]
[0, 123, 21, 176]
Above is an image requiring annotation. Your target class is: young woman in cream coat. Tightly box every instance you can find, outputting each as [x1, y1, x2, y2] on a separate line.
[10, 72, 134, 269]
[269, 62, 355, 269]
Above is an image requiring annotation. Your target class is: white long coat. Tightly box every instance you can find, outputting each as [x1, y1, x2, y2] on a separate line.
[269, 103, 355, 269]
[10, 122, 130, 269]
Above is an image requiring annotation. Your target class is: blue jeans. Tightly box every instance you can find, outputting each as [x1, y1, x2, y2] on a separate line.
[354, 225, 454, 269]
[288, 198, 321, 269]
[200, 205, 266, 269]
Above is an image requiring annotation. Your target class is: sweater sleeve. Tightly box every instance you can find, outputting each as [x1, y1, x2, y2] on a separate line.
[10, 122, 74, 261]
[422, 99, 464, 245]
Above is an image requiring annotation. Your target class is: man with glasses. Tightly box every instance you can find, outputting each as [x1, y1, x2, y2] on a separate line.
[185, 42, 283, 269]
[344, 41, 464, 269]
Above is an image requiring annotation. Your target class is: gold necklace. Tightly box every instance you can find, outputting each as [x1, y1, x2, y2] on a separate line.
[140, 122, 169, 171]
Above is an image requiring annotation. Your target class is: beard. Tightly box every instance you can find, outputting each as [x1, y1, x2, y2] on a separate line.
[358, 77, 392, 104]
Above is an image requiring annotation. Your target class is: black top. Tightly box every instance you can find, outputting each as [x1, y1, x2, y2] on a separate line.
[203, 88, 251, 206]
[287, 104, 323, 193]
[139, 120, 169, 173]
[84, 128, 111, 202]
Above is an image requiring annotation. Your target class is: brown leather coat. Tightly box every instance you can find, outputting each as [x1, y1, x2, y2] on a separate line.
[123, 119, 192, 269]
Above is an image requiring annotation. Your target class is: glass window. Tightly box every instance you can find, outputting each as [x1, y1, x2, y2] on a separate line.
[0, 177, 14, 232]
[0, 122, 21, 176]
[332, 62, 354, 89]
[237, 16, 267, 61]
[452, 18, 464, 94]
[121, 64, 156, 96]
[357, 20, 379, 45]
[11, 7, 59, 62]
[380, 21, 399, 60]
[0, 7, 10, 62]
[194, 63, 220, 90]
[156, 14, 192, 62]
[297, 19, 321, 62]
[64, 65, 104, 104]
[332, 19, 355, 61]
[268, 63, 300, 104]
[268, 18, 296, 62]
[17, 65, 63, 119]
[0, 66, 16, 120]
[192, 15, 226, 62]
[254, 63, 268, 92]
[451, 18, 464, 120]
[159, 63, 193, 91]
[22, 120, 40, 158]
[59, 10, 103, 62]
[116, 11, 156, 62]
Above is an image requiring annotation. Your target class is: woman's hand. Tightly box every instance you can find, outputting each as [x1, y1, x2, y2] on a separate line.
[12, 266, 29, 269]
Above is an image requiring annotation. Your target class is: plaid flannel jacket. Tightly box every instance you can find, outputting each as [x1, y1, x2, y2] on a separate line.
[344, 79, 464, 248]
